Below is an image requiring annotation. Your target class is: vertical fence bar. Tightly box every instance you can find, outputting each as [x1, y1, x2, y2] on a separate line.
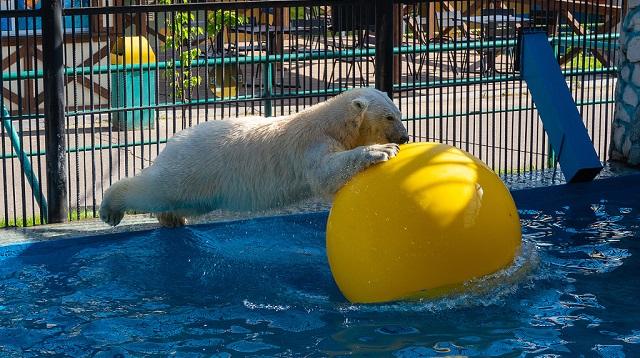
[375, 0, 394, 98]
[42, 0, 68, 223]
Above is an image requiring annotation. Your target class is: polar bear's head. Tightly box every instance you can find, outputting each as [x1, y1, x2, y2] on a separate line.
[344, 88, 409, 147]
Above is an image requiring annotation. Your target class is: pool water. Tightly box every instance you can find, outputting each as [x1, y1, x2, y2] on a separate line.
[1, 175, 639, 356]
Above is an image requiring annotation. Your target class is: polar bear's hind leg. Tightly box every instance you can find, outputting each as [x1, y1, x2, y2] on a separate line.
[156, 212, 187, 228]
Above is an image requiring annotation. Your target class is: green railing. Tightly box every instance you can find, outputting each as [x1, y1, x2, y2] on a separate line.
[1, 33, 618, 82]
[0, 34, 617, 160]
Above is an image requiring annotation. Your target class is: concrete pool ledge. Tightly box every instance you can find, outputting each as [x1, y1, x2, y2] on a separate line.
[1, 167, 639, 247]
[511, 171, 640, 210]
[0, 199, 332, 247]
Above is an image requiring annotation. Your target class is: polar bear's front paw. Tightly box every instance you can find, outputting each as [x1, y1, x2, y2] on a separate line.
[363, 143, 400, 166]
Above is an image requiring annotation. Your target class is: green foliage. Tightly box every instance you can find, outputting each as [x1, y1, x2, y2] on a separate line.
[566, 47, 603, 70]
[207, 10, 246, 39]
[289, 7, 306, 20]
[0, 209, 94, 228]
[160, 1, 246, 101]
[160, 0, 203, 101]
[0, 215, 42, 228]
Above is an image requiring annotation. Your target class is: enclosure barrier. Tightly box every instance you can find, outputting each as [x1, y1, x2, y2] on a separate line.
[0, 0, 624, 226]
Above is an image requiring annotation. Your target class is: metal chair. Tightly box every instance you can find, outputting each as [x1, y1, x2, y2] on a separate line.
[433, 11, 471, 77]
[326, 4, 376, 84]
[479, 8, 518, 73]
[289, 6, 328, 51]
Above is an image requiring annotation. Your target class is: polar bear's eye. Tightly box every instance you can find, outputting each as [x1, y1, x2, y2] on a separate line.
[386, 116, 395, 121]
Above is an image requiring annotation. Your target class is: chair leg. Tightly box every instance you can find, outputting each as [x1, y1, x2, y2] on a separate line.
[328, 59, 338, 83]
[313, 32, 324, 51]
[448, 51, 459, 77]
[315, 31, 325, 51]
[417, 53, 427, 78]
[459, 51, 469, 75]
[356, 61, 365, 84]
[433, 50, 443, 76]
[406, 53, 415, 77]
[345, 61, 354, 82]
[253, 63, 262, 87]
[442, 48, 450, 73]
[506, 47, 514, 73]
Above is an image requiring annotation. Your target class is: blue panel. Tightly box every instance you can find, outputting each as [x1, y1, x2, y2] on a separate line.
[519, 30, 602, 182]
[7, 0, 89, 33]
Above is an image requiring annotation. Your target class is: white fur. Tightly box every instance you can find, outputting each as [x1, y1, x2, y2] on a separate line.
[100, 87, 408, 227]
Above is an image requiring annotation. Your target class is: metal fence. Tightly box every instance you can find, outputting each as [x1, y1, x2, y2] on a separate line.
[0, 0, 624, 227]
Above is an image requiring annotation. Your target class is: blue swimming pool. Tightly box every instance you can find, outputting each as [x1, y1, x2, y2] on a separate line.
[1, 175, 639, 356]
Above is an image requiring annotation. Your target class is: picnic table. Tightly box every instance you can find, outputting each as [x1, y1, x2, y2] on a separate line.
[537, 0, 622, 67]
[456, 13, 530, 74]
[434, 0, 621, 68]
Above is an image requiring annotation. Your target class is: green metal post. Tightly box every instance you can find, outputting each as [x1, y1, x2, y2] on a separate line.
[1, 107, 48, 219]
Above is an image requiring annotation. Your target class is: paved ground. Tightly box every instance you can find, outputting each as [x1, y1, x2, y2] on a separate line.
[0, 52, 619, 225]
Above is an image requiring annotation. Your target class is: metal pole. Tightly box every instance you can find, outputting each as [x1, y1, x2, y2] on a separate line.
[263, 32, 274, 117]
[375, 0, 394, 98]
[42, 0, 68, 223]
[392, 3, 400, 84]
[2, 107, 48, 216]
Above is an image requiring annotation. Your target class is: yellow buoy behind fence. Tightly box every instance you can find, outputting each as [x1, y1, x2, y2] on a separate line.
[326, 142, 522, 303]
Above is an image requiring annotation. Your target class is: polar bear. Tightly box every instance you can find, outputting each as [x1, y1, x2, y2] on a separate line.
[100, 87, 409, 227]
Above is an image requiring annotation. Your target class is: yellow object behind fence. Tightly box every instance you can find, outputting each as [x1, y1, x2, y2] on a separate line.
[326, 142, 522, 304]
[110, 36, 156, 65]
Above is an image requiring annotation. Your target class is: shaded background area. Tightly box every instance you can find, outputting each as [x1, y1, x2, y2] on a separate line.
[0, 0, 624, 225]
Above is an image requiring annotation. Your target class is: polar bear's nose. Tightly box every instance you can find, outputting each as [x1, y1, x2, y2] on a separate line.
[399, 135, 410, 144]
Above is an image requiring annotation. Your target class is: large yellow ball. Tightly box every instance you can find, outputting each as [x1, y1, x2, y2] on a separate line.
[326, 142, 522, 303]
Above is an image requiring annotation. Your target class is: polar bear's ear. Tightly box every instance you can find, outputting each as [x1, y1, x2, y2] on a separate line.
[351, 97, 369, 112]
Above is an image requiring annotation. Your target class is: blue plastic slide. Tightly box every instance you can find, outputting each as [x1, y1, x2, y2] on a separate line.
[517, 29, 603, 182]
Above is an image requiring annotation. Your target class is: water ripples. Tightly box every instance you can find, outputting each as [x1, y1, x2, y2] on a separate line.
[0, 203, 638, 356]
